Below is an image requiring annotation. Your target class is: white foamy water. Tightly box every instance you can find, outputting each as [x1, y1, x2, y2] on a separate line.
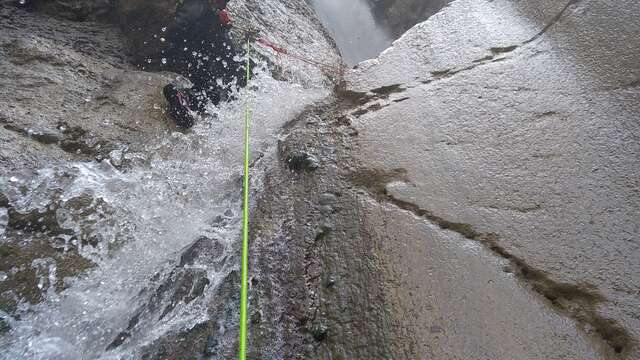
[0, 65, 328, 359]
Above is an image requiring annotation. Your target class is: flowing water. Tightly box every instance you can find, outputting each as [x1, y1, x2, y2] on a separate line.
[1, 0, 422, 357]
[0, 64, 328, 359]
[3, 1, 633, 359]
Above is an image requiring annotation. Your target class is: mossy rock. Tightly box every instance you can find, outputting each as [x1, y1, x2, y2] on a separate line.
[0, 235, 94, 314]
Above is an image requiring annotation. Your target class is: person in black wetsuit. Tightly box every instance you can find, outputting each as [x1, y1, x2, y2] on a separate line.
[163, 0, 247, 128]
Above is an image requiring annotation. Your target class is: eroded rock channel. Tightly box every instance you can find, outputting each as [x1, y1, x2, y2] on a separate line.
[1, 0, 639, 359]
[1, 0, 339, 358]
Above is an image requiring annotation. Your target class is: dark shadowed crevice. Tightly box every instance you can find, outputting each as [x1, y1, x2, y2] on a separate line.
[309, 0, 452, 66]
[368, 0, 453, 38]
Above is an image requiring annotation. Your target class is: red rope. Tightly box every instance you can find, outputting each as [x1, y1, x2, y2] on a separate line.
[255, 37, 343, 75]
[257, 37, 288, 54]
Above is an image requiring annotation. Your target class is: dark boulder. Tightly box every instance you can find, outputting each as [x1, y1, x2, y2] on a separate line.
[310, 322, 328, 341]
[106, 236, 231, 353]
[286, 151, 320, 172]
[179, 236, 225, 267]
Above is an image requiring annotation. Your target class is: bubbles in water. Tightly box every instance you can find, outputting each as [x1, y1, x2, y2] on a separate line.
[1, 26, 334, 359]
[27, 337, 82, 360]
[108, 149, 124, 167]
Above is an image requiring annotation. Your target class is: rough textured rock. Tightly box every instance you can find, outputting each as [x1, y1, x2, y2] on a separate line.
[6, 0, 636, 358]
[0, 3, 174, 313]
[0, 0, 340, 358]
[16, 0, 116, 22]
[0, 4, 174, 171]
[343, 0, 640, 358]
[0, 168, 125, 314]
[11, 0, 176, 66]
[286, 151, 320, 172]
[249, 93, 610, 360]
[137, 270, 240, 360]
[247, 0, 640, 359]
[106, 237, 233, 358]
[248, 99, 397, 359]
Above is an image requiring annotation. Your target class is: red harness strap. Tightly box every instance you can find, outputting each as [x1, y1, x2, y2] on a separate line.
[256, 37, 288, 55]
[219, 9, 232, 26]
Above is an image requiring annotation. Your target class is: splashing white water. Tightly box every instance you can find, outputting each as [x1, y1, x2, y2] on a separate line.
[1, 64, 328, 359]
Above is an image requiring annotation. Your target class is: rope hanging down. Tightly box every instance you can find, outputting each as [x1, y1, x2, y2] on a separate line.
[236, 27, 340, 360]
[238, 38, 251, 360]
[255, 37, 344, 75]
[234, 24, 343, 75]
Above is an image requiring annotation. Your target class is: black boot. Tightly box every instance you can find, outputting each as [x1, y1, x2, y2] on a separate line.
[163, 84, 195, 128]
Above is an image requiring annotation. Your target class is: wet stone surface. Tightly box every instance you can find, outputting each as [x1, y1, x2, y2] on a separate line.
[0, 0, 341, 359]
[286, 151, 321, 172]
[2, 0, 638, 359]
[343, 0, 640, 358]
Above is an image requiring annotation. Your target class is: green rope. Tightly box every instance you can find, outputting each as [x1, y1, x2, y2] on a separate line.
[238, 38, 251, 360]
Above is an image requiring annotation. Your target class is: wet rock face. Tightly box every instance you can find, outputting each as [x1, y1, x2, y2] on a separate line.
[0, 3, 174, 174]
[106, 267, 211, 350]
[135, 271, 240, 360]
[179, 236, 226, 267]
[346, 0, 640, 358]
[0, 169, 125, 314]
[106, 237, 238, 359]
[310, 322, 328, 341]
[9, 0, 178, 68]
[246, 98, 400, 359]
[286, 151, 320, 172]
[0, 235, 94, 313]
[15, 0, 116, 21]
[14, 0, 174, 32]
